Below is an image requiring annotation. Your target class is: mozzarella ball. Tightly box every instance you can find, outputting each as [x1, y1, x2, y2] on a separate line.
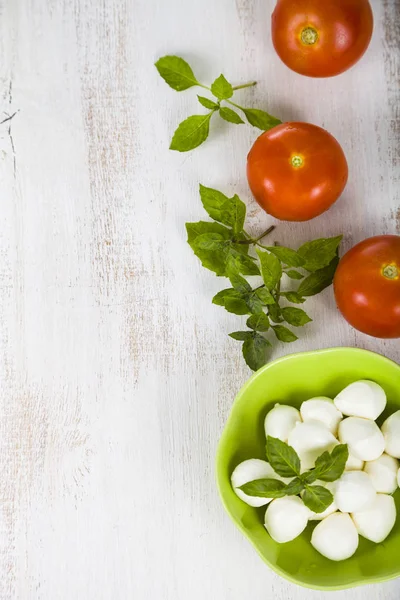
[345, 452, 364, 471]
[364, 454, 399, 494]
[231, 459, 279, 507]
[334, 380, 386, 421]
[288, 420, 338, 470]
[311, 513, 359, 561]
[305, 481, 337, 521]
[352, 494, 396, 543]
[264, 496, 310, 543]
[339, 417, 385, 461]
[334, 471, 376, 512]
[300, 397, 342, 434]
[382, 411, 400, 458]
[264, 404, 301, 442]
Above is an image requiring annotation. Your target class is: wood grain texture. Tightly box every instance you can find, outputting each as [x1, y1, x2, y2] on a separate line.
[0, 0, 398, 598]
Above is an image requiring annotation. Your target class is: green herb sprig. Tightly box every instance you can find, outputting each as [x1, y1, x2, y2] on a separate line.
[155, 55, 281, 152]
[240, 437, 349, 513]
[187, 184, 342, 370]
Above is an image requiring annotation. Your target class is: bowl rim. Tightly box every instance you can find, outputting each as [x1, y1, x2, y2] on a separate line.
[216, 346, 400, 591]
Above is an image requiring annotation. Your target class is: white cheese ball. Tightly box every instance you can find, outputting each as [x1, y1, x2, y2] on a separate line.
[364, 453, 399, 494]
[345, 452, 364, 471]
[352, 494, 396, 543]
[334, 471, 376, 512]
[382, 411, 400, 458]
[264, 404, 301, 442]
[304, 481, 337, 521]
[311, 513, 359, 561]
[339, 417, 385, 461]
[231, 459, 279, 507]
[300, 397, 342, 434]
[288, 420, 338, 470]
[264, 496, 310, 543]
[334, 380, 386, 421]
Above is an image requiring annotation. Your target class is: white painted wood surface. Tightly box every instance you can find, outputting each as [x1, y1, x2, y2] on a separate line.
[0, 0, 399, 598]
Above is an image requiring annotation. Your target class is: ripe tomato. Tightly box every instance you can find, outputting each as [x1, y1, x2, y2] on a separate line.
[271, 0, 374, 78]
[334, 235, 400, 338]
[247, 122, 348, 222]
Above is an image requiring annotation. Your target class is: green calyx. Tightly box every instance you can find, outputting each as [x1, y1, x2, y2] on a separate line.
[301, 27, 319, 46]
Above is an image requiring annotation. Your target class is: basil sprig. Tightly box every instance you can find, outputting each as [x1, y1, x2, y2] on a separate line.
[187, 185, 342, 370]
[240, 438, 349, 513]
[155, 55, 281, 151]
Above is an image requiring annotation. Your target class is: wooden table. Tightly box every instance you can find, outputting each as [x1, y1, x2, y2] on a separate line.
[0, 1, 399, 598]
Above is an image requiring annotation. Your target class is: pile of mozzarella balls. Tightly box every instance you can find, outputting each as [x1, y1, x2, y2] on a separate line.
[231, 380, 400, 561]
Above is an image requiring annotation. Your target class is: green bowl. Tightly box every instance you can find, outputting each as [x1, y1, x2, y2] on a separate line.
[216, 347, 400, 591]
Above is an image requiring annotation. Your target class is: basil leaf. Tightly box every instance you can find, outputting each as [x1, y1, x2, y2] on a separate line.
[197, 95, 219, 110]
[243, 108, 281, 131]
[257, 250, 282, 290]
[246, 313, 270, 332]
[199, 185, 246, 234]
[225, 251, 260, 277]
[193, 232, 226, 251]
[155, 55, 199, 91]
[186, 221, 231, 275]
[302, 485, 334, 514]
[266, 436, 301, 478]
[186, 221, 231, 244]
[266, 246, 305, 267]
[212, 289, 249, 315]
[211, 74, 233, 100]
[268, 303, 283, 323]
[239, 478, 287, 498]
[302, 470, 320, 485]
[298, 256, 339, 297]
[285, 477, 304, 496]
[219, 107, 244, 124]
[186, 222, 259, 277]
[281, 292, 306, 304]
[229, 273, 252, 294]
[313, 444, 349, 482]
[229, 331, 253, 341]
[281, 307, 312, 327]
[272, 325, 298, 342]
[246, 292, 264, 315]
[213, 286, 263, 316]
[242, 334, 271, 371]
[255, 287, 275, 305]
[285, 270, 304, 280]
[170, 113, 213, 152]
[298, 236, 343, 272]
[225, 299, 249, 314]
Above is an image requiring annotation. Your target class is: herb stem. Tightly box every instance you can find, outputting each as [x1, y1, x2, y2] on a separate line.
[253, 226, 275, 242]
[237, 226, 275, 245]
[226, 99, 244, 111]
[232, 81, 257, 91]
[275, 280, 281, 303]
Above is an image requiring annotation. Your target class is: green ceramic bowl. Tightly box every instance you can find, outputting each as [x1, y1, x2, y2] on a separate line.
[216, 347, 400, 591]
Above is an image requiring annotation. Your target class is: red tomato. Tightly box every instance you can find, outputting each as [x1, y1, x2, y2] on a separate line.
[246, 122, 348, 222]
[334, 235, 400, 338]
[271, 0, 374, 78]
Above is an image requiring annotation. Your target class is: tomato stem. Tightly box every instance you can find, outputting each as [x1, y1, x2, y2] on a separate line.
[383, 264, 399, 280]
[291, 155, 304, 168]
[301, 27, 319, 46]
